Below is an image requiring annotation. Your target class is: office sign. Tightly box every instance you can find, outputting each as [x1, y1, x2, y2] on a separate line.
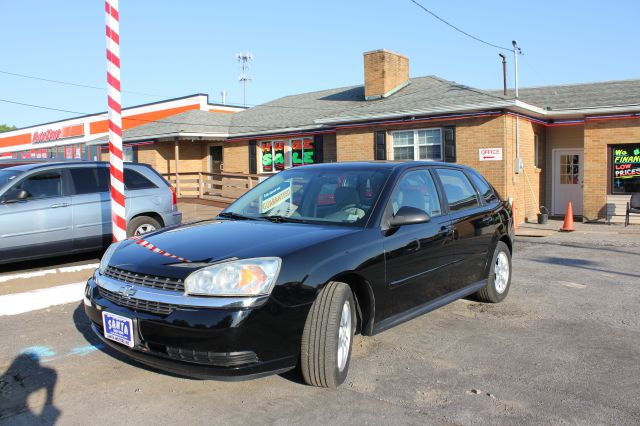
[479, 148, 503, 161]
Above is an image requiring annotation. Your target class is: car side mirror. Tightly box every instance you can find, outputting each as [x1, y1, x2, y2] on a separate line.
[1, 189, 29, 204]
[389, 206, 431, 228]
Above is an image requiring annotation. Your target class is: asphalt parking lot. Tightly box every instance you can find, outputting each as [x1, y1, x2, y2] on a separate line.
[1, 224, 639, 425]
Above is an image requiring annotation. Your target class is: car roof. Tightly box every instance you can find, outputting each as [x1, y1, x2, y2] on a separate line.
[0, 161, 148, 173]
[298, 161, 472, 172]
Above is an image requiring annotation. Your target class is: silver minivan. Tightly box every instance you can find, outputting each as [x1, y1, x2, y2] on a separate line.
[0, 161, 182, 264]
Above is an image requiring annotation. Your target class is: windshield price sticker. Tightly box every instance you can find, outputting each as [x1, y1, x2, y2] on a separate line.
[479, 148, 503, 161]
[261, 182, 292, 213]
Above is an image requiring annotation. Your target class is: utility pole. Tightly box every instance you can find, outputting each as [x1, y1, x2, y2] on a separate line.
[236, 52, 253, 107]
[512, 40, 523, 174]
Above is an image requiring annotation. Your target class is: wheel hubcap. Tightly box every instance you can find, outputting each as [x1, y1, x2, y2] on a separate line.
[494, 251, 510, 294]
[134, 224, 157, 236]
[337, 300, 352, 372]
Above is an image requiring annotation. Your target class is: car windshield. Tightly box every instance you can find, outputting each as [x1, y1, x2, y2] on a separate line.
[222, 167, 391, 226]
[0, 170, 23, 188]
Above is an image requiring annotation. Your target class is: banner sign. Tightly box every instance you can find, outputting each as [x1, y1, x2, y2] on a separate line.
[261, 182, 292, 213]
[479, 148, 503, 161]
[261, 142, 273, 172]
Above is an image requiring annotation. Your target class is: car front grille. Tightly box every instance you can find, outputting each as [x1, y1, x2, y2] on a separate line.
[164, 346, 259, 367]
[104, 266, 185, 292]
[98, 287, 177, 316]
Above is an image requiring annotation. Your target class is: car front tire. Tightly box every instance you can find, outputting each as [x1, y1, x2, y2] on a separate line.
[476, 241, 512, 303]
[301, 281, 355, 388]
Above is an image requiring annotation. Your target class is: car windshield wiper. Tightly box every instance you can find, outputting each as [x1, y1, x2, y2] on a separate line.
[262, 215, 309, 223]
[217, 212, 261, 221]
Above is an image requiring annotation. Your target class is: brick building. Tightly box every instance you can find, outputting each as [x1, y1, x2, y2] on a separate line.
[2, 49, 639, 223]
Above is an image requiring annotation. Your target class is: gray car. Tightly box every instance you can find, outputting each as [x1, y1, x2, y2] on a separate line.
[0, 161, 182, 264]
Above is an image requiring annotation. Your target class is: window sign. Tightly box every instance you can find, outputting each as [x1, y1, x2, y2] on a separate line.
[260, 138, 315, 173]
[273, 141, 285, 171]
[291, 138, 315, 167]
[612, 144, 640, 194]
[260, 181, 292, 214]
[261, 142, 273, 172]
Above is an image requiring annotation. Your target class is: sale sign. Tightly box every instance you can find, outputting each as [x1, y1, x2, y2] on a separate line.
[479, 148, 503, 161]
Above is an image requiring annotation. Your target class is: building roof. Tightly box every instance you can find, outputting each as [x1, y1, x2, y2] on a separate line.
[88, 110, 232, 145]
[91, 76, 640, 144]
[227, 76, 510, 135]
[489, 79, 640, 111]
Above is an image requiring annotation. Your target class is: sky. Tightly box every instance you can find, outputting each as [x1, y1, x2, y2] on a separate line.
[1, 0, 639, 128]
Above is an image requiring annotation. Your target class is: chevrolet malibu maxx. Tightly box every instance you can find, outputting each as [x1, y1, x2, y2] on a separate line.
[85, 161, 514, 388]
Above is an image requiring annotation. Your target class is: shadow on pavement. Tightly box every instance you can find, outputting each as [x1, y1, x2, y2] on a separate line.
[0, 251, 103, 274]
[0, 353, 60, 424]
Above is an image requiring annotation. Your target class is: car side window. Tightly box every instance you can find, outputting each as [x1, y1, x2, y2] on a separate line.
[389, 169, 442, 217]
[14, 171, 64, 199]
[70, 167, 110, 195]
[468, 170, 498, 205]
[435, 168, 480, 212]
[124, 169, 157, 190]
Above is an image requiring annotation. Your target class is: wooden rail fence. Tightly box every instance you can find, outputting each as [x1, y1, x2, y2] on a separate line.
[162, 172, 261, 204]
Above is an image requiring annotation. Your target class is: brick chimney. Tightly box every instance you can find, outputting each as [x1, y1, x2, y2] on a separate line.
[363, 49, 410, 100]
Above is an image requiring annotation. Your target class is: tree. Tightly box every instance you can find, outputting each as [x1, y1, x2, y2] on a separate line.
[0, 123, 16, 132]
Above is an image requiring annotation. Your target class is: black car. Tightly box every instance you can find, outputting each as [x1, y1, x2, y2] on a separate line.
[84, 161, 514, 388]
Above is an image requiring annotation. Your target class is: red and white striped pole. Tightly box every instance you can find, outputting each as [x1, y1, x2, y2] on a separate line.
[105, 0, 126, 241]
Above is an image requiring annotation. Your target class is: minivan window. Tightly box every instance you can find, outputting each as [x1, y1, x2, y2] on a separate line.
[124, 169, 156, 190]
[70, 167, 110, 194]
[14, 171, 64, 199]
[468, 170, 499, 205]
[436, 168, 480, 212]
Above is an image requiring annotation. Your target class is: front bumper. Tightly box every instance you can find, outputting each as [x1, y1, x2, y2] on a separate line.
[84, 274, 309, 380]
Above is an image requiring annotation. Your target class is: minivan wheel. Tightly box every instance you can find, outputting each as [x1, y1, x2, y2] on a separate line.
[476, 241, 512, 303]
[301, 281, 355, 388]
[127, 216, 162, 237]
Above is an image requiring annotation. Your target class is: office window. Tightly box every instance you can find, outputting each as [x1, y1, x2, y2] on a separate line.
[392, 129, 442, 161]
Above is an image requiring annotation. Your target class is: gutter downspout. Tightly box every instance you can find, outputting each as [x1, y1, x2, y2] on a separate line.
[513, 40, 523, 175]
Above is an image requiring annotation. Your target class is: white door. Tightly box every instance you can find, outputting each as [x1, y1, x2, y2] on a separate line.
[553, 149, 583, 215]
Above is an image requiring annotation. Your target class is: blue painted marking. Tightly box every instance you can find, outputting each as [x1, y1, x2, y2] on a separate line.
[20, 346, 56, 361]
[69, 343, 105, 356]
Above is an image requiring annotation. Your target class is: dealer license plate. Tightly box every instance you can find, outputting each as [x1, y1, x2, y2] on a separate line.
[102, 311, 135, 348]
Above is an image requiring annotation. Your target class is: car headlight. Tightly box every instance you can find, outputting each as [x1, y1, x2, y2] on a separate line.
[99, 241, 122, 274]
[185, 257, 281, 297]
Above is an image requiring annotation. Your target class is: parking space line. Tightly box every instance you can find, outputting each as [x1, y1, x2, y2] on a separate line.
[0, 282, 85, 316]
[0, 263, 98, 284]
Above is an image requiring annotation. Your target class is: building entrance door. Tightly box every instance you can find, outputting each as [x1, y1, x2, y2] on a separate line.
[209, 146, 223, 173]
[553, 149, 583, 215]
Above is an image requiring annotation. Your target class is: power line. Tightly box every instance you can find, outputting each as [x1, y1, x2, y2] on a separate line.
[0, 69, 168, 99]
[0, 68, 344, 112]
[408, 0, 514, 52]
[0, 97, 320, 131]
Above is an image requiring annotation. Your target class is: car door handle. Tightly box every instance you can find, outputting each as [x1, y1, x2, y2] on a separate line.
[50, 203, 70, 208]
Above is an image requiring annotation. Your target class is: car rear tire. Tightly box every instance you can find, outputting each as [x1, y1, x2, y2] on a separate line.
[127, 215, 162, 237]
[301, 281, 355, 388]
[476, 241, 511, 303]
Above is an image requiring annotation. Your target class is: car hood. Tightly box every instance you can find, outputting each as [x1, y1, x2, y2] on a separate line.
[109, 219, 360, 278]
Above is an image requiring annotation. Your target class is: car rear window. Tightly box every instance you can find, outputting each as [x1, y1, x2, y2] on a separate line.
[70, 167, 110, 194]
[468, 170, 499, 205]
[124, 169, 157, 190]
[435, 168, 480, 212]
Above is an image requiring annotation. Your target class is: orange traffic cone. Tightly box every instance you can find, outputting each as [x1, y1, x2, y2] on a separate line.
[512, 201, 519, 230]
[560, 201, 575, 232]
